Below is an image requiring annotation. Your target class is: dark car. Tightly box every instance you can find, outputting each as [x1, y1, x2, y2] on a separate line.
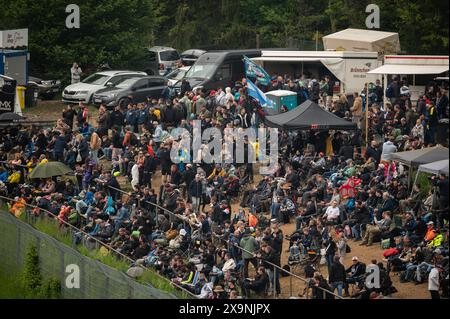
[28, 76, 61, 100]
[173, 50, 261, 94]
[92, 76, 168, 109]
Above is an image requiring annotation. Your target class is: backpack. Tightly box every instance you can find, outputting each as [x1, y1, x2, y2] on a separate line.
[383, 248, 399, 258]
[386, 84, 394, 98]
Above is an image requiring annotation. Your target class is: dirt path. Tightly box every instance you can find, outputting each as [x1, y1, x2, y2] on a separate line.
[28, 101, 430, 299]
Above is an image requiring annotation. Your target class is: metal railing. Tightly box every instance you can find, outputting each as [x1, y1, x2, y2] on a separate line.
[104, 185, 344, 299]
[0, 194, 198, 299]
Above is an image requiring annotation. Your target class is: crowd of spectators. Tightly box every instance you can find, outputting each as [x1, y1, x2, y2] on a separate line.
[0, 73, 448, 299]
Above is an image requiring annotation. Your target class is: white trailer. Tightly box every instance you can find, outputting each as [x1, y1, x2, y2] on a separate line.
[252, 50, 381, 95]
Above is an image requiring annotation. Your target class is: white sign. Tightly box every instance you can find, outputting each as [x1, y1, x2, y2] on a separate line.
[0, 29, 28, 48]
[65, 264, 80, 288]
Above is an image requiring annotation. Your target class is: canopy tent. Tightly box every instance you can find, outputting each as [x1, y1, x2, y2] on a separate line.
[389, 146, 449, 166]
[264, 100, 357, 131]
[323, 28, 401, 56]
[418, 159, 449, 176]
[368, 64, 449, 75]
[411, 159, 449, 197]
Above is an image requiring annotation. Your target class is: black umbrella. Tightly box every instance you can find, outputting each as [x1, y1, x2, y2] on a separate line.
[0, 112, 26, 122]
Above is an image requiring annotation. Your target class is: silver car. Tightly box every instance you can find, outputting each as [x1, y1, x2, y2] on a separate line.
[62, 70, 147, 104]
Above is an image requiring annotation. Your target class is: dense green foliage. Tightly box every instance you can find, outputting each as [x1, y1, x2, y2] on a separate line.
[0, 0, 448, 82]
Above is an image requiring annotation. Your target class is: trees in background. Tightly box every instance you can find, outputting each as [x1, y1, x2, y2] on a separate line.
[0, 0, 448, 82]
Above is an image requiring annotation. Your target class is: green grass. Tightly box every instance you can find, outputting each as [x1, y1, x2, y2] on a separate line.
[19, 212, 187, 298]
[0, 270, 27, 299]
[32, 216, 73, 247]
[137, 269, 189, 299]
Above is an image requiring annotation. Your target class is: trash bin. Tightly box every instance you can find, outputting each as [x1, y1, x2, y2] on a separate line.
[16, 86, 26, 110]
[25, 84, 39, 108]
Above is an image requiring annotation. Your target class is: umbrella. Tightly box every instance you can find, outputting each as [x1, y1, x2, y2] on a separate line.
[0, 112, 26, 122]
[29, 161, 72, 179]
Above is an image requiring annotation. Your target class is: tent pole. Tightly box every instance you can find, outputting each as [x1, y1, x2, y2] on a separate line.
[408, 166, 412, 190]
[366, 82, 369, 148]
[383, 74, 387, 111]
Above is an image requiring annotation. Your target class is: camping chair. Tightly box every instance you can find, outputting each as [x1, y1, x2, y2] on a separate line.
[182, 270, 201, 293]
[288, 242, 302, 274]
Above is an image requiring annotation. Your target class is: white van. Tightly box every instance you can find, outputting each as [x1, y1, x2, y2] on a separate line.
[148, 46, 181, 76]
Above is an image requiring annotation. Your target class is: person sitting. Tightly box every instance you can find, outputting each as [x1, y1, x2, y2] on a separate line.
[360, 211, 392, 246]
[344, 256, 366, 296]
[323, 200, 340, 224]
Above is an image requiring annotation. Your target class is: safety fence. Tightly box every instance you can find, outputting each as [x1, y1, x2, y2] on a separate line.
[106, 185, 344, 299]
[0, 196, 196, 299]
[0, 181, 343, 299]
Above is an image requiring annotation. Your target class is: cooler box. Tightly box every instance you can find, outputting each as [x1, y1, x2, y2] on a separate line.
[265, 90, 297, 115]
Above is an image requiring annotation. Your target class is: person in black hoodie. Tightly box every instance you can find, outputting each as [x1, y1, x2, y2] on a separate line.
[348, 201, 371, 241]
[312, 273, 334, 299]
[329, 256, 346, 297]
[109, 105, 125, 130]
[161, 100, 176, 128]
[338, 141, 354, 160]
[365, 140, 381, 163]
[242, 266, 269, 298]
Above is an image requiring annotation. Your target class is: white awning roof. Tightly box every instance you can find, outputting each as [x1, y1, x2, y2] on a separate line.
[252, 57, 325, 62]
[368, 64, 449, 75]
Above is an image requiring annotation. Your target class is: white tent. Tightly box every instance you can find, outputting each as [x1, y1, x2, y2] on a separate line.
[418, 159, 449, 176]
[323, 28, 401, 56]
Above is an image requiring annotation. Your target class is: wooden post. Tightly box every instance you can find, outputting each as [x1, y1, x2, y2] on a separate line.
[366, 83, 370, 148]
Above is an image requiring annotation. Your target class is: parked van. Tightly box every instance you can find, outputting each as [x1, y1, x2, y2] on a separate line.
[148, 46, 181, 76]
[176, 50, 261, 93]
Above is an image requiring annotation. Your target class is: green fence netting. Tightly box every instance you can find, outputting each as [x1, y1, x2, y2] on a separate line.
[0, 211, 177, 299]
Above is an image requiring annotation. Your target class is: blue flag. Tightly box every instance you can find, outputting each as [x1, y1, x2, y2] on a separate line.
[244, 56, 271, 86]
[246, 78, 274, 108]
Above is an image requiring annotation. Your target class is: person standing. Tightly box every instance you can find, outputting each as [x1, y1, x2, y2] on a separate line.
[329, 256, 346, 298]
[62, 104, 76, 129]
[89, 128, 101, 164]
[71, 62, 82, 84]
[428, 263, 443, 299]
[240, 231, 259, 279]
[350, 92, 363, 129]
[325, 76, 334, 111]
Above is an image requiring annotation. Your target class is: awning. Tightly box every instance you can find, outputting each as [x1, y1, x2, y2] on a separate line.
[252, 57, 325, 62]
[368, 64, 449, 75]
[252, 57, 345, 84]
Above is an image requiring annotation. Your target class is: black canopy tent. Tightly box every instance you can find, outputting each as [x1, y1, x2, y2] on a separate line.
[264, 100, 357, 131]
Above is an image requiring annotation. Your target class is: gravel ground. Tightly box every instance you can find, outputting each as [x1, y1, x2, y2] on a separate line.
[25, 100, 431, 299]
